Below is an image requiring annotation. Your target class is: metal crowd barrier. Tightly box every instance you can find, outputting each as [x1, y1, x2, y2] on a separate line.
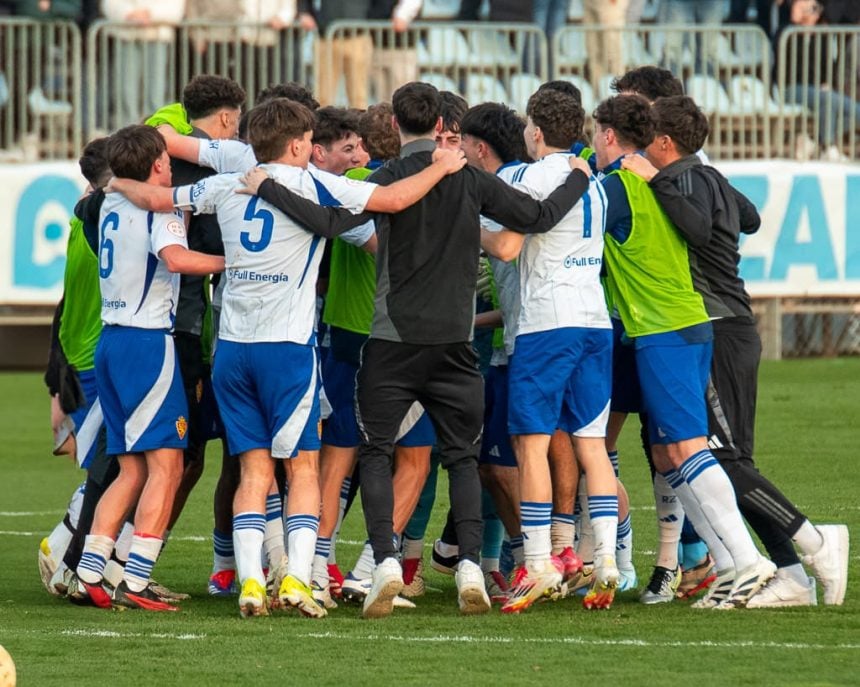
[550, 24, 774, 160]
[86, 20, 313, 135]
[0, 18, 81, 161]
[775, 26, 860, 162]
[321, 20, 548, 111]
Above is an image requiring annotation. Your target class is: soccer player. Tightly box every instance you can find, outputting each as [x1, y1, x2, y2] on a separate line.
[621, 95, 849, 607]
[479, 89, 618, 613]
[237, 82, 593, 619]
[311, 107, 366, 175]
[159, 75, 247, 597]
[610, 66, 713, 602]
[459, 101, 529, 600]
[109, 98, 469, 617]
[75, 125, 225, 611]
[39, 137, 111, 596]
[592, 95, 776, 609]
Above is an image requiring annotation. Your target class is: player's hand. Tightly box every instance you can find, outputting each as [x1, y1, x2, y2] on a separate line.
[392, 16, 409, 33]
[621, 154, 658, 182]
[568, 155, 592, 178]
[235, 167, 270, 195]
[269, 16, 289, 30]
[431, 147, 467, 175]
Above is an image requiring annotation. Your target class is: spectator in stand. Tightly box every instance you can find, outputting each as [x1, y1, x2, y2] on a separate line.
[583, 0, 629, 89]
[299, 0, 422, 109]
[458, 0, 534, 22]
[726, 0, 789, 38]
[534, 0, 570, 75]
[101, 0, 186, 128]
[781, 0, 860, 161]
[659, 0, 726, 74]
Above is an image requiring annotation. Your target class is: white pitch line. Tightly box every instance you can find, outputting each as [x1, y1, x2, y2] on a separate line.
[297, 631, 860, 652]
[59, 629, 205, 640]
[0, 510, 63, 517]
[0, 530, 36, 536]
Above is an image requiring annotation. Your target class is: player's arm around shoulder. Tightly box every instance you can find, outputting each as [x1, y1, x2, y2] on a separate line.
[106, 177, 175, 213]
[364, 148, 467, 213]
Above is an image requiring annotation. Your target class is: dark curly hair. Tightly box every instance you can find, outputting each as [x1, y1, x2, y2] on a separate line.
[256, 82, 320, 111]
[79, 136, 111, 188]
[358, 102, 400, 161]
[526, 88, 583, 150]
[313, 107, 359, 147]
[182, 75, 246, 120]
[538, 79, 582, 107]
[652, 96, 709, 156]
[460, 102, 526, 163]
[593, 95, 656, 149]
[610, 66, 683, 102]
[440, 90, 468, 133]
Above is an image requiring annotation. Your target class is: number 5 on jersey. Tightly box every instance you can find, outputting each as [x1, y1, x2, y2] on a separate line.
[241, 197, 275, 252]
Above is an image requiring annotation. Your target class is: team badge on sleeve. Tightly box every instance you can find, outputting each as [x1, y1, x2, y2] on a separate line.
[176, 416, 188, 440]
[166, 220, 186, 238]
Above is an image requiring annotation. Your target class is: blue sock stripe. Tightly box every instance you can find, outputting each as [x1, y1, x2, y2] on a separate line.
[617, 514, 632, 538]
[213, 529, 234, 556]
[679, 450, 719, 484]
[286, 515, 319, 534]
[510, 535, 524, 548]
[78, 553, 107, 574]
[314, 536, 332, 557]
[265, 495, 282, 520]
[679, 452, 711, 478]
[663, 469, 684, 489]
[339, 478, 351, 499]
[608, 450, 620, 476]
[233, 513, 266, 533]
[551, 512, 576, 525]
[588, 495, 619, 520]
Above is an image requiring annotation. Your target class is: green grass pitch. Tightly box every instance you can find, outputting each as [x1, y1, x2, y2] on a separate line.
[0, 360, 858, 686]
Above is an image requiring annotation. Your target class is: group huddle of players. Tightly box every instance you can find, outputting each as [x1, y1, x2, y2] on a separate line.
[37, 65, 849, 620]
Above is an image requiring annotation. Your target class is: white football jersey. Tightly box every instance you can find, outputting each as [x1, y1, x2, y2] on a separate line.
[98, 194, 187, 329]
[196, 139, 376, 246]
[174, 163, 347, 345]
[513, 152, 611, 334]
[482, 160, 527, 365]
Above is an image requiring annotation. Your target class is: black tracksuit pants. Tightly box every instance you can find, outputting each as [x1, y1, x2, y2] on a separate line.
[356, 339, 484, 565]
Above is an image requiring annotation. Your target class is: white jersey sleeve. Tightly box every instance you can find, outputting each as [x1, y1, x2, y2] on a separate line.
[340, 219, 375, 247]
[172, 173, 242, 215]
[307, 164, 376, 213]
[197, 138, 258, 174]
[150, 210, 188, 255]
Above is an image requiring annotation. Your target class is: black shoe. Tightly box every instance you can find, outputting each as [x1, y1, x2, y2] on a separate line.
[430, 539, 458, 576]
[113, 581, 180, 612]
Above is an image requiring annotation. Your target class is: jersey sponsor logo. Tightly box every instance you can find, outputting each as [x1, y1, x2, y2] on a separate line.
[563, 255, 602, 268]
[176, 415, 187, 440]
[166, 220, 186, 238]
[208, 140, 220, 149]
[227, 268, 289, 284]
[489, 445, 501, 457]
[101, 296, 127, 309]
